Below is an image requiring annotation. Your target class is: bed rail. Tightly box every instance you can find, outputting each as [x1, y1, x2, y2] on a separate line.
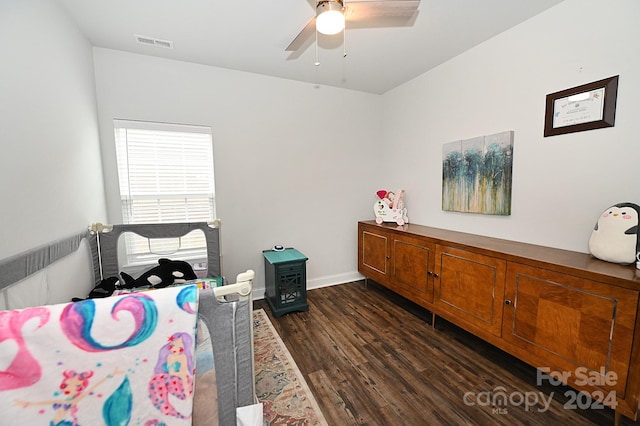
[90, 222, 222, 281]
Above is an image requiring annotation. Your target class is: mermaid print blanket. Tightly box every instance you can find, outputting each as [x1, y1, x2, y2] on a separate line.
[0, 285, 199, 426]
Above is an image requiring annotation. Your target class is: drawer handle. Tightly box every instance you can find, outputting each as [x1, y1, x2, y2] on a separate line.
[433, 273, 439, 278]
[505, 300, 512, 306]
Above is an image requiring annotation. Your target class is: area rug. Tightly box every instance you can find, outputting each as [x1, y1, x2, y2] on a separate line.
[253, 309, 328, 426]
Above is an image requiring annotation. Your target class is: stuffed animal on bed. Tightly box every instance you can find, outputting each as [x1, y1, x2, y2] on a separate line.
[71, 276, 120, 302]
[119, 258, 197, 289]
[588, 202, 640, 265]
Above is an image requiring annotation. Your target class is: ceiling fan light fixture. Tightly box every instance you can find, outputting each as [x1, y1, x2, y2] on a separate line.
[316, 1, 345, 35]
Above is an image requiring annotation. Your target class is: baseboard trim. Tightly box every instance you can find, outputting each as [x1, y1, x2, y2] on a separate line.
[252, 271, 364, 301]
[307, 271, 364, 290]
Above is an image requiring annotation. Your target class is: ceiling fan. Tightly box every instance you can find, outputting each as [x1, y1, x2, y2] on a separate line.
[286, 0, 420, 53]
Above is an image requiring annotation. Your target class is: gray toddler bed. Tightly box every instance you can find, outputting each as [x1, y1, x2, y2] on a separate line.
[0, 221, 258, 426]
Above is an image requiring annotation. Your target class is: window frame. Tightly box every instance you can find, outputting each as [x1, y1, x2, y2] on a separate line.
[113, 119, 216, 266]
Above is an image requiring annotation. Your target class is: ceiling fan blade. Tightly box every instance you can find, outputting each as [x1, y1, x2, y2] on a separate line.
[345, 14, 418, 30]
[345, 0, 419, 21]
[286, 17, 316, 52]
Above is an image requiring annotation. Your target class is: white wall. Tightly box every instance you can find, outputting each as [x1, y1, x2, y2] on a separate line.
[0, 0, 107, 259]
[92, 48, 382, 294]
[382, 0, 640, 253]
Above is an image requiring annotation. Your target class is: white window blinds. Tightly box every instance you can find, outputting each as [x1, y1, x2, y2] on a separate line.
[113, 119, 216, 264]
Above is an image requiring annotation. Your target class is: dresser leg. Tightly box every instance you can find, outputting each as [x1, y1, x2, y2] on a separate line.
[614, 410, 621, 426]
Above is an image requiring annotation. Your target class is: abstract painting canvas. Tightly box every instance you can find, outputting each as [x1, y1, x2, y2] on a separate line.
[442, 131, 514, 215]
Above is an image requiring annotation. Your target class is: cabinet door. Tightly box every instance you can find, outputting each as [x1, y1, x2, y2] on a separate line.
[434, 245, 506, 337]
[358, 225, 390, 285]
[503, 263, 638, 397]
[391, 236, 434, 303]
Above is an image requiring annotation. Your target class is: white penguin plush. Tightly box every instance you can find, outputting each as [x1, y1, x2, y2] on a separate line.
[588, 202, 640, 264]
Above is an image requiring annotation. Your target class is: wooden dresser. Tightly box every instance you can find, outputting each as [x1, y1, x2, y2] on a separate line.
[357, 220, 640, 422]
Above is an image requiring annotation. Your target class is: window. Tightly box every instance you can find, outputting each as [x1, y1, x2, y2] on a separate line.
[113, 119, 216, 265]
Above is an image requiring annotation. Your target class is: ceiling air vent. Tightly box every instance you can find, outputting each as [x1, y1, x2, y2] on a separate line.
[134, 34, 174, 49]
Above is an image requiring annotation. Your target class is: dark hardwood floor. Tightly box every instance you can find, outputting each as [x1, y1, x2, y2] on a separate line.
[254, 280, 640, 426]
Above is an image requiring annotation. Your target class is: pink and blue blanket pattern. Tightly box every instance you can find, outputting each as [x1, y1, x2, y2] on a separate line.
[0, 285, 199, 425]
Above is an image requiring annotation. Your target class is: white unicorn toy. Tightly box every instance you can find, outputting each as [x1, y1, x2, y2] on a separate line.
[374, 189, 409, 225]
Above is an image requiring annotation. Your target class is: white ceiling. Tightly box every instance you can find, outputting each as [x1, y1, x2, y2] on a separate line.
[55, 0, 565, 94]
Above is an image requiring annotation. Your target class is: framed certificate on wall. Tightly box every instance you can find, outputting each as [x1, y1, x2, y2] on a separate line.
[544, 75, 619, 137]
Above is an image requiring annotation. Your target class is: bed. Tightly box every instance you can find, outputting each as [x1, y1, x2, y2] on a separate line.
[0, 222, 261, 426]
